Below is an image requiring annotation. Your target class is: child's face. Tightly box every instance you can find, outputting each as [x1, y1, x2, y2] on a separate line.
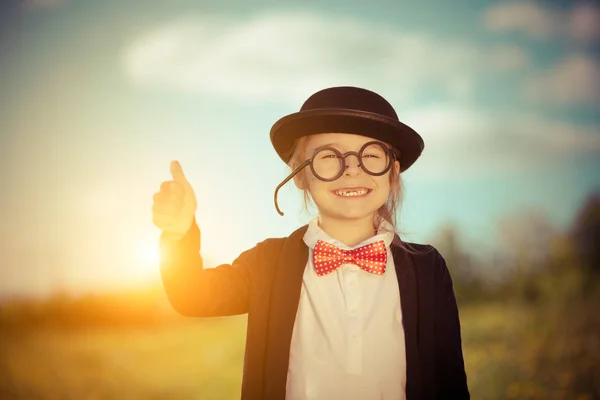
[294, 133, 400, 222]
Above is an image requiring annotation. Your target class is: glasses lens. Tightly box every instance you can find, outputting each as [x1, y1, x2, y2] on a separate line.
[312, 148, 343, 180]
[360, 142, 391, 175]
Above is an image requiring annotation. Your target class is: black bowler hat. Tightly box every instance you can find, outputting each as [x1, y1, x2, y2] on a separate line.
[269, 86, 425, 172]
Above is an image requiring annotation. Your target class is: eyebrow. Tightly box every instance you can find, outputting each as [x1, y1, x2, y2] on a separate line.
[310, 141, 388, 154]
[311, 142, 340, 152]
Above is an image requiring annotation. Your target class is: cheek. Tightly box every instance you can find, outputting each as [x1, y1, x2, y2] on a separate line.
[306, 176, 336, 200]
[305, 168, 323, 185]
[375, 176, 393, 196]
[307, 177, 327, 193]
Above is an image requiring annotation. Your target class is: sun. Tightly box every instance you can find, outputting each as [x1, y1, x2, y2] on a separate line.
[140, 243, 160, 263]
[132, 242, 161, 276]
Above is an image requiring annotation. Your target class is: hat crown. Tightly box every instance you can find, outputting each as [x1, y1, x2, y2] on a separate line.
[300, 86, 399, 121]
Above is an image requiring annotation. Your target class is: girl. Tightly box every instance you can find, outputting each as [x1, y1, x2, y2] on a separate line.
[152, 86, 470, 399]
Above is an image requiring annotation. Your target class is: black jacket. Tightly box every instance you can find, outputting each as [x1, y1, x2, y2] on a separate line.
[159, 219, 470, 399]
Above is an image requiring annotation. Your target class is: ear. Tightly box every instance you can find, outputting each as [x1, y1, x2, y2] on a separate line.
[394, 160, 401, 174]
[293, 171, 306, 190]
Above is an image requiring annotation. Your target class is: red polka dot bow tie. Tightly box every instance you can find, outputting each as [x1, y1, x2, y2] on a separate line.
[313, 240, 388, 277]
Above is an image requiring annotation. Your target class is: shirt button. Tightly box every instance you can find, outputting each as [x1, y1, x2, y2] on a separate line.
[350, 331, 358, 339]
[348, 308, 358, 316]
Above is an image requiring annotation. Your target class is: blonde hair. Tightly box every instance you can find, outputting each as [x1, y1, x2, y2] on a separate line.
[287, 135, 427, 255]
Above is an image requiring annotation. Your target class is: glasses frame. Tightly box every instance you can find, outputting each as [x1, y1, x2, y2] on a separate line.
[274, 140, 398, 216]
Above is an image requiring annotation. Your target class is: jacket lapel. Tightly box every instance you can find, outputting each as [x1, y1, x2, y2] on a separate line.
[264, 225, 309, 399]
[391, 236, 422, 398]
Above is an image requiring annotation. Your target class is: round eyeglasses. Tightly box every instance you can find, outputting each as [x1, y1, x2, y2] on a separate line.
[274, 140, 398, 216]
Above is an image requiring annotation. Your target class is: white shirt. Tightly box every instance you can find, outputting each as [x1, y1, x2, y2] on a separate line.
[285, 217, 407, 400]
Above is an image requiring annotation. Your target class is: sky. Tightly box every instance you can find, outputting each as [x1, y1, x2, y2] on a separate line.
[0, 0, 599, 298]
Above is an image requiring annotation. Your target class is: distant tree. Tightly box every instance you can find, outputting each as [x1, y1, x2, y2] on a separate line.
[570, 191, 600, 277]
[494, 207, 588, 304]
[428, 221, 482, 303]
[496, 208, 559, 272]
[494, 209, 562, 303]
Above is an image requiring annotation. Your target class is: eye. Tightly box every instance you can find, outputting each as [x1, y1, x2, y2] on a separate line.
[317, 149, 338, 159]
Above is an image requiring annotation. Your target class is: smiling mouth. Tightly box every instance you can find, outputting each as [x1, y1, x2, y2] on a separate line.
[332, 188, 372, 197]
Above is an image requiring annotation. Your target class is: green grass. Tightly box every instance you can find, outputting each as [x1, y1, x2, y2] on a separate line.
[0, 317, 248, 400]
[1, 302, 598, 399]
[459, 301, 599, 400]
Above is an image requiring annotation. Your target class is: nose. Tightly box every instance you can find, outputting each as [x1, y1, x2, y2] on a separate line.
[344, 154, 362, 176]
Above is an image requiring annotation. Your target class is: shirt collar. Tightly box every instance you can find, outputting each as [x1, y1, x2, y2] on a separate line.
[303, 216, 396, 250]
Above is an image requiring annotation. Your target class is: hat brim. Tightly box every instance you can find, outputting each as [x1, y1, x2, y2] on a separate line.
[270, 108, 424, 172]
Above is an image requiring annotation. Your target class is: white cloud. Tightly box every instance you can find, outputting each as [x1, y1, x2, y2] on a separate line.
[483, 1, 559, 38]
[483, 2, 600, 107]
[121, 11, 529, 106]
[120, 11, 599, 181]
[525, 54, 600, 105]
[402, 105, 600, 180]
[483, 1, 600, 42]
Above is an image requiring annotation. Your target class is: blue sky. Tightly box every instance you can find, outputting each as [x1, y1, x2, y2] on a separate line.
[0, 0, 599, 298]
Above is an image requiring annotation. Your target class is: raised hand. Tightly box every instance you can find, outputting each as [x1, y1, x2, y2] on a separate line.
[152, 160, 198, 240]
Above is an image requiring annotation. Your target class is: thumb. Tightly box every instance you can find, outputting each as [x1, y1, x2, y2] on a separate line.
[170, 160, 188, 184]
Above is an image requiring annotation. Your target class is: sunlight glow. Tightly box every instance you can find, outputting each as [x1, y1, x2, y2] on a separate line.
[133, 242, 161, 276]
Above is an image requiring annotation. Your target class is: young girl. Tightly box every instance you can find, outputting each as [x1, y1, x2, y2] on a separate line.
[152, 86, 470, 400]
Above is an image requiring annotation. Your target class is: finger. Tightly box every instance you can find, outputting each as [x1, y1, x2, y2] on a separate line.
[170, 160, 188, 184]
[154, 193, 183, 211]
[160, 181, 184, 198]
[154, 191, 177, 207]
[153, 213, 175, 229]
[160, 181, 171, 192]
[152, 202, 183, 220]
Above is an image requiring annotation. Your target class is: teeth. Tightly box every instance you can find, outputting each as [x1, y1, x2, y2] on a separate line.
[335, 189, 368, 197]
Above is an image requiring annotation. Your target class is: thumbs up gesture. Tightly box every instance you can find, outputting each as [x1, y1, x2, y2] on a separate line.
[152, 161, 198, 240]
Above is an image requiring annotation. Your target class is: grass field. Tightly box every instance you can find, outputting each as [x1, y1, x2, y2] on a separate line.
[1, 301, 598, 399]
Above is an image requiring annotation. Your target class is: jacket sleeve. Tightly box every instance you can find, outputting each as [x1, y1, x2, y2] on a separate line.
[434, 250, 470, 398]
[159, 217, 264, 317]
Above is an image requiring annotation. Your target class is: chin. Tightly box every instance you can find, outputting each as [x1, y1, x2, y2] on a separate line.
[320, 204, 380, 221]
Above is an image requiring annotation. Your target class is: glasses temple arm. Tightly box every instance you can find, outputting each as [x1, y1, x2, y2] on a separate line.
[274, 160, 310, 216]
